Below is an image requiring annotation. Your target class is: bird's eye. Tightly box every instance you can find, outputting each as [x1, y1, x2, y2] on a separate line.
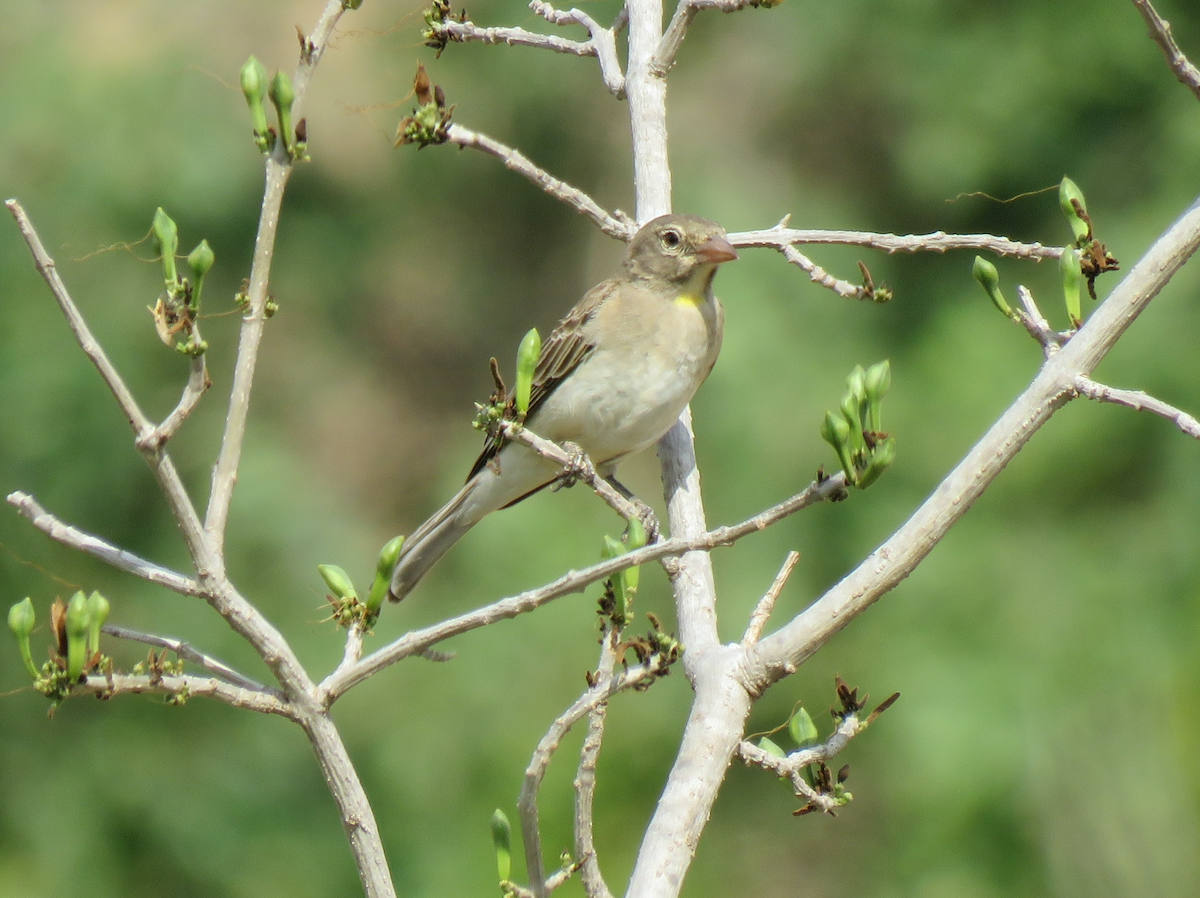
[660, 228, 682, 250]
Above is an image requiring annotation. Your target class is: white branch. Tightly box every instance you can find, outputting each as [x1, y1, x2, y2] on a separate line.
[742, 550, 799, 646]
[1131, 0, 1200, 104]
[445, 124, 634, 239]
[654, 0, 768, 75]
[1075, 375, 1200, 438]
[320, 472, 847, 701]
[78, 672, 294, 717]
[730, 225, 1061, 260]
[103, 623, 270, 692]
[7, 491, 201, 595]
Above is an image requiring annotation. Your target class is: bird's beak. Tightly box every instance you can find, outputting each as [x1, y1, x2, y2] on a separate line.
[696, 234, 739, 264]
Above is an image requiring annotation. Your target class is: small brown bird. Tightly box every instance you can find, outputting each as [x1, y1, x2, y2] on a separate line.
[389, 214, 737, 601]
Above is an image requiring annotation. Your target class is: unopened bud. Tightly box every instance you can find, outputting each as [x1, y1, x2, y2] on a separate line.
[152, 207, 179, 287]
[514, 328, 541, 418]
[788, 706, 819, 748]
[85, 591, 110, 658]
[8, 598, 38, 678]
[1059, 176, 1090, 244]
[240, 56, 270, 145]
[268, 70, 296, 154]
[187, 240, 214, 312]
[972, 255, 1013, 319]
[366, 535, 405, 614]
[317, 564, 358, 601]
[65, 590, 91, 681]
[490, 809, 512, 883]
[1061, 246, 1083, 328]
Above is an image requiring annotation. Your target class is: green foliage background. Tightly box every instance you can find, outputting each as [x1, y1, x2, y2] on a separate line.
[2, 1, 1199, 896]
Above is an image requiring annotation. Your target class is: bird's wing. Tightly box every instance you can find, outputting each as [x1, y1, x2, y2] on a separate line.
[466, 278, 615, 482]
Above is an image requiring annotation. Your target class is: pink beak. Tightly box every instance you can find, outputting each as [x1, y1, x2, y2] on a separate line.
[697, 234, 739, 264]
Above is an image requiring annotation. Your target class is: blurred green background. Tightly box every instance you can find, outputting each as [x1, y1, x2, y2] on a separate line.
[2, 1, 1199, 896]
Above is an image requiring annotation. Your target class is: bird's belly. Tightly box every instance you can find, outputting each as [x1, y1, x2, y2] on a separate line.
[535, 323, 718, 466]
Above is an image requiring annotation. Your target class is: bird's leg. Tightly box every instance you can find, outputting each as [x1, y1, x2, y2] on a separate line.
[604, 475, 661, 543]
[555, 440, 595, 490]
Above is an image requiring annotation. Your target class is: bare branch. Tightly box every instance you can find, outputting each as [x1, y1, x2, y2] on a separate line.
[529, 1, 626, 95]
[1014, 284, 1067, 354]
[731, 225, 1062, 261]
[752, 194, 1200, 686]
[736, 712, 865, 814]
[142, 353, 210, 449]
[1075, 375, 1200, 438]
[1131, 0, 1200, 103]
[654, 0, 769, 75]
[779, 244, 874, 299]
[6, 200, 153, 434]
[102, 624, 271, 693]
[7, 491, 201, 596]
[742, 550, 799, 646]
[78, 672, 295, 717]
[575, 631, 620, 898]
[445, 124, 634, 239]
[320, 471, 848, 701]
[432, 2, 625, 95]
[500, 422, 653, 531]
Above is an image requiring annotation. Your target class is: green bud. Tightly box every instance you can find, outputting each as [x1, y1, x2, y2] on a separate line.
[839, 391, 863, 453]
[1061, 246, 1083, 329]
[864, 360, 890, 433]
[846, 365, 867, 406]
[857, 435, 896, 489]
[788, 706, 820, 748]
[186, 240, 214, 313]
[152, 207, 179, 287]
[514, 327, 541, 418]
[317, 564, 358, 601]
[971, 255, 1013, 319]
[240, 56, 270, 142]
[1059, 176, 1090, 244]
[343, 0, 363, 8]
[65, 590, 91, 681]
[8, 598, 38, 679]
[366, 535, 405, 614]
[85, 591, 110, 658]
[268, 70, 295, 154]
[758, 735, 787, 759]
[602, 534, 632, 620]
[490, 809, 512, 883]
[820, 410, 857, 485]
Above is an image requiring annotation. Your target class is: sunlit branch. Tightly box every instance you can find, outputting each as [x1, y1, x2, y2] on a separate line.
[742, 550, 799, 646]
[103, 623, 271, 693]
[731, 225, 1061, 261]
[7, 491, 201, 596]
[1075, 375, 1200, 439]
[77, 672, 295, 717]
[445, 124, 634, 239]
[1131, 0, 1200, 103]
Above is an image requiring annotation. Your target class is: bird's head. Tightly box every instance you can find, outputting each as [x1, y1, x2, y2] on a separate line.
[624, 214, 738, 290]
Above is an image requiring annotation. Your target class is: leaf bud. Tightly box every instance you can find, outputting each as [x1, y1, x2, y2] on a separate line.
[758, 735, 787, 759]
[1060, 246, 1083, 329]
[1059, 176, 1091, 244]
[366, 535, 405, 614]
[857, 435, 896, 489]
[151, 207, 179, 287]
[187, 240, 214, 313]
[490, 809, 512, 883]
[514, 328, 541, 417]
[268, 70, 295, 154]
[788, 706, 820, 748]
[85, 591, 110, 658]
[240, 56, 270, 144]
[317, 564, 358, 601]
[971, 255, 1014, 319]
[65, 590, 91, 681]
[8, 598, 38, 678]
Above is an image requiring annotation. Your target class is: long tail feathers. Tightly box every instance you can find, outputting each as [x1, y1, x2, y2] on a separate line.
[388, 485, 477, 602]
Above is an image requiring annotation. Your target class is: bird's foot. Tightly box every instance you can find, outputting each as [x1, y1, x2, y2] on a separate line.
[628, 498, 661, 544]
[556, 441, 595, 489]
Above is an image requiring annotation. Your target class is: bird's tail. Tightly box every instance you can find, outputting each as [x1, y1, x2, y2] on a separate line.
[388, 483, 478, 602]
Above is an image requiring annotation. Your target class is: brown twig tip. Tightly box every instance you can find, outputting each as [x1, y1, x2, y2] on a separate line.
[867, 692, 900, 724]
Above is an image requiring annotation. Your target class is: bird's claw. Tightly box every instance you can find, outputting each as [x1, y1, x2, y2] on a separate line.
[630, 498, 661, 543]
[557, 441, 595, 489]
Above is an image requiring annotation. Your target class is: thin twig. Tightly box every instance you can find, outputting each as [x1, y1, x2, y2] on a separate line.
[6, 200, 153, 436]
[575, 629, 620, 898]
[144, 353, 211, 448]
[742, 550, 798, 646]
[736, 713, 864, 814]
[7, 491, 201, 596]
[529, 1, 626, 95]
[730, 225, 1062, 261]
[445, 124, 634, 240]
[1131, 0, 1200, 103]
[102, 623, 271, 693]
[1014, 285, 1068, 355]
[78, 672, 295, 717]
[321, 471, 848, 701]
[654, 0, 767, 75]
[500, 422, 652, 530]
[1075, 375, 1200, 438]
[779, 245, 872, 299]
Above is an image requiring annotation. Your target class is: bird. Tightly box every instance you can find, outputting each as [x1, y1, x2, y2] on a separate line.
[389, 213, 738, 602]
